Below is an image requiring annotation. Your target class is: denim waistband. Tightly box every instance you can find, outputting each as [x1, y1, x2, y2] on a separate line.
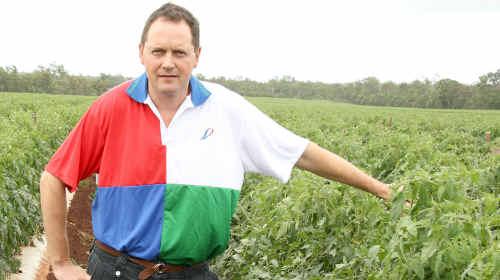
[88, 241, 210, 279]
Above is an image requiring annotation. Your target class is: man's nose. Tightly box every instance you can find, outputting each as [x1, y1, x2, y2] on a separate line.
[161, 53, 175, 70]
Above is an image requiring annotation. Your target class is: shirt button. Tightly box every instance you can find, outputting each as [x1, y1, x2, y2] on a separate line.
[115, 270, 121, 277]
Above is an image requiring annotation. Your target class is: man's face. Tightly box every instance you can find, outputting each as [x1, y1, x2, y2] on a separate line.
[139, 18, 200, 97]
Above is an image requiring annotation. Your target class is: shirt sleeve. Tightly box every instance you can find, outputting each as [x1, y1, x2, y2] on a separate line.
[238, 98, 309, 183]
[45, 101, 107, 192]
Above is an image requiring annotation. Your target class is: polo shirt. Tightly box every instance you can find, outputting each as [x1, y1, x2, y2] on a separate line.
[45, 73, 309, 265]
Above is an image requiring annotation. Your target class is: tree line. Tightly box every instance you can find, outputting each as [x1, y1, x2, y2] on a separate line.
[201, 70, 500, 110]
[1, 64, 499, 109]
[0, 64, 128, 96]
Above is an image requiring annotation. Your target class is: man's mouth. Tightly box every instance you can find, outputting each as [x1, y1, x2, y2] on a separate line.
[158, 74, 178, 78]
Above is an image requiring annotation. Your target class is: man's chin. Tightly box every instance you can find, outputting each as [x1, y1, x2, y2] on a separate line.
[156, 86, 181, 96]
[151, 80, 187, 96]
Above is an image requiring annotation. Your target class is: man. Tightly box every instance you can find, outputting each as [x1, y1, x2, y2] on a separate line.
[40, 3, 392, 280]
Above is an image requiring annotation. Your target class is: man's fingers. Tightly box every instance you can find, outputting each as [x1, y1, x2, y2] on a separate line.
[80, 270, 91, 280]
[388, 183, 404, 199]
[388, 183, 413, 209]
[405, 200, 412, 208]
[52, 262, 90, 280]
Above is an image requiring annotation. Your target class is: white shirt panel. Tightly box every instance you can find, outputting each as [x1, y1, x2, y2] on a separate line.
[164, 81, 308, 189]
[166, 96, 244, 190]
[202, 82, 309, 184]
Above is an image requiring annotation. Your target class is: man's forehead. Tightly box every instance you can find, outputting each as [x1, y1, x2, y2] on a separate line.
[144, 19, 193, 46]
[148, 18, 191, 36]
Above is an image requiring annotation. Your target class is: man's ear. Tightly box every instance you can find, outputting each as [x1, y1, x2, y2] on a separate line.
[139, 44, 145, 65]
[194, 47, 202, 68]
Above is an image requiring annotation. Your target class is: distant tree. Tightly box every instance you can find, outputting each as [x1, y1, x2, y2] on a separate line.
[32, 66, 54, 93]
[4, 65, 19, 91]
[0, 67, 7, 92]
[435, 79, 466, 108]
[479, 69, 500, 87]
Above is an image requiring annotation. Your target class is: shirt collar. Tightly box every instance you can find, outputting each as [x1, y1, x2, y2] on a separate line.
[126, 73, 211, 106]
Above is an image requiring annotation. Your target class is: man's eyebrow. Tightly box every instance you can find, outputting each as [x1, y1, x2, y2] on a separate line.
[145, 44, 163, 49]
[146, 42, 192, 49]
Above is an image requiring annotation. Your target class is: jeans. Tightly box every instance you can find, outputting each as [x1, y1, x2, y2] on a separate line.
[87, 243, 220, 280]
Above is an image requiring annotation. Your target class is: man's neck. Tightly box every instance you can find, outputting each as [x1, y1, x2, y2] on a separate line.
[149, 86, 189, 114]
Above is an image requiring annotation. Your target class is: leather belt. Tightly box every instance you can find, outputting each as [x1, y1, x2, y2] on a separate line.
[94, 240, 205, 280]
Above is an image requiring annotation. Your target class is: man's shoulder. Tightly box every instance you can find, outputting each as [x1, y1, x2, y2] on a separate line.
[81, 80, 136, 123]
[199, 81, 259, 126]
[200, 80, 247, 107]
[92, 80, 135, 108]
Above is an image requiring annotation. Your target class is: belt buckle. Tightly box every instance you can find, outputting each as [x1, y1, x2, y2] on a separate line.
[152, 263, 167, 274]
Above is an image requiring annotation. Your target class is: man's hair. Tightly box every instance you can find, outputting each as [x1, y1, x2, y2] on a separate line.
[140, 3, 200, 50]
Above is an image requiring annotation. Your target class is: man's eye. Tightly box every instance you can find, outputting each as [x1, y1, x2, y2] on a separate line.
[152, 49, 165, 56]
[173, 50, 187, 57]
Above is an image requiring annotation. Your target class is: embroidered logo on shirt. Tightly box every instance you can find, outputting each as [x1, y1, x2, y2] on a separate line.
[201, 128, 214, 140]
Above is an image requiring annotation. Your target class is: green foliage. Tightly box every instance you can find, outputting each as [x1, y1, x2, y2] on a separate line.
[0, 64, 128, 96]
[0, 92, 93, 274]
[479, 69, 500, 87]
[0, 93, 498, 278]
[212, 98, 500, 279]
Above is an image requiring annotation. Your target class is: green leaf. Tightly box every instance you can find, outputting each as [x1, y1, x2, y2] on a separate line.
[409, 259, 425, 280]
[368, 245, 380, 260]
[421, 242, 437, 262]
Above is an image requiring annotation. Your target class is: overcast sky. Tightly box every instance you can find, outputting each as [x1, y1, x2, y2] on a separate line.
[1, 0, 499, 84]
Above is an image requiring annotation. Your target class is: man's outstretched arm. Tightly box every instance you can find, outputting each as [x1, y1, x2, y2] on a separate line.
[295, 142, 391, 201]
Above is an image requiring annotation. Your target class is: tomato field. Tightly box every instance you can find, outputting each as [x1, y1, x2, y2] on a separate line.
[0, 93, 94, 276]
[213, 98, 500, 279]
[1, 93, 499, 279]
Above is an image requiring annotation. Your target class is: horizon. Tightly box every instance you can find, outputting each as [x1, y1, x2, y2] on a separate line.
[2, 62, 497, 86]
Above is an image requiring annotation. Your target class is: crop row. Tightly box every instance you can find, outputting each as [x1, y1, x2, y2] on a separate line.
[212, 98, 500, 279]
[0, 93, 93, 274]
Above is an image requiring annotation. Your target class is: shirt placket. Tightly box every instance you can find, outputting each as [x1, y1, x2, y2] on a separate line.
[144, 96, 194, 182]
